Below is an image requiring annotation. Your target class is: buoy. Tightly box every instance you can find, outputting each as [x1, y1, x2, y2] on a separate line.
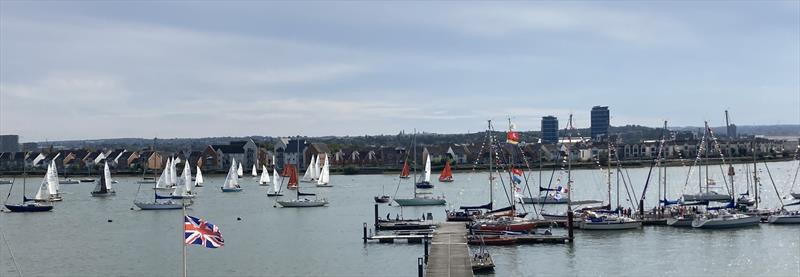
[130, 207, 134, 210]
[108, 219, 113, 223]
[237, 217, 242, 221]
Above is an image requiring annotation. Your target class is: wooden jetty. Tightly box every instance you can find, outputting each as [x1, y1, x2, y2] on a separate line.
[364, 229, 434, 243]
[426, 222, 474, 277]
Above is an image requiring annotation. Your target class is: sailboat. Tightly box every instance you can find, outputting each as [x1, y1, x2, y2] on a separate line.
[266, 167, 283, 197]
[237, 162, 244, 178]
[438, 160, 454, 182]
[301, 155, 318, 183]
[399, 160, 410, 179]
[91, 162, 116, 196]
[252, 164, 258, 178]
[285, 165, 298, 189]
[394, 131, 446, 206]
[415, 154, 434, 189]
[316, 154, 332, 187]
[681, 126, 732, 203]
[4, 164, 53, 212]
[259, 165, 271, 186]
[169, 158, 178, 188]
[221, 159, 243, 192]
[154, 159, 173, 191]
[194, 166, 204, 187]
[170, 161, 195, 199]
[134, 165, 192, 210]
[33, 160, 62, 202]
[277, 161, 328, 207]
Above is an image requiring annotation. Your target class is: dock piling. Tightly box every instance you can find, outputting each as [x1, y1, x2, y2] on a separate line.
[567, 211, 574, 242]
[374, 204, 379, 230]
[363, 222, 367, 244]
[423, 237, 429, 264]
[418, 257, 424, 277]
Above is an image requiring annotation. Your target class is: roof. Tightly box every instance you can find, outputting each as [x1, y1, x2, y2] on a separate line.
[309, 143, 330, 154]
[0, 152, 8, 161]
[213, 144, 245, 154]
[284, 139, 308, 153]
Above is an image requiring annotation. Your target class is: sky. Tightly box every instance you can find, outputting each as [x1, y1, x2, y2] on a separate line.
[1, 1, 798, 142]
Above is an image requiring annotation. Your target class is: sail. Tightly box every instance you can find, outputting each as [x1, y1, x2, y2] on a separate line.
[317, 154, 330, 185]
[35, 179, 50, 200]
[169, 158, 178, 186]
[252, 164, 258, 177]
[439, 160, 453, 181]
[103, 162, 113, 190]
[424, 154, 431, 183]
[181, 160, 192, 194]
[287, 165, 298, 188]
[47, 160, 60, 195]
[303, 155, 316, 181]
[223, 159, 240, 189]
[260, 165, 270, 184]
[195, 166, 204, 184]
[400, 160, 410, 178]
[272, 168, 282, 193]
[155, 160, 170, 189]
[237, 162, 244, 177]
[312, 155, 320, 179]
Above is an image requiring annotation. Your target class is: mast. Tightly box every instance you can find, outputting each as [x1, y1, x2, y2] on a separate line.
[488, 120, 493, 209]
[296, 136, 301, 200]
[413, 129, 418, 197]
[566, 114, 573, 216]
[752, 142, 759, 208]
[704, 122, 709, 195]
[607, 141, 612, 209]
[663, 121, 668, 203]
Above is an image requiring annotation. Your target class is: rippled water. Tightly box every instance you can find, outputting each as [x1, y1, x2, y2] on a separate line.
[1, 160, 798, 276]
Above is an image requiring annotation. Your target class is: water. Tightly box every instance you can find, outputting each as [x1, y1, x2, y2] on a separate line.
[1, 160, 798, 276]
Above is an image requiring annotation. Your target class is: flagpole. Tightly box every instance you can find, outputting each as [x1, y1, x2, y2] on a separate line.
[182, 200, 187, 277]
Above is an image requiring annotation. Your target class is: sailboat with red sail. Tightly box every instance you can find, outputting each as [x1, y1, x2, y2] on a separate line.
[439, 160, 454, 182]
[399, 160, 410, 179]
[285, 165, 298, 190]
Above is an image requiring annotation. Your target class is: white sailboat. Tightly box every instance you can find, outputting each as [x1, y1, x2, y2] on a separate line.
[34, 161, 62, 202]
[171, 161, 195, 199]
[316, 154, 332, 187]
[91, 162, 115, 196]
[194, 166, 204, 187]
[154, 159, 173, 191]
[222, 159, 243, 192]
[169, 158, 178, 187]
[302, 155, 318, 183]
[252, 164, 258, 177]
[259, 165, 271, 186]
[237, 162, 244, 177]
[394, 131, 446, 206]
[267, 167, 283, 196]
[691, 209, 760, 228]
[581, 143, 641, 230]
[414, 154, 434, 189]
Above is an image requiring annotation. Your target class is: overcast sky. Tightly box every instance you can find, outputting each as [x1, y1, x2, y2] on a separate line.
[1, 1, 798, 142]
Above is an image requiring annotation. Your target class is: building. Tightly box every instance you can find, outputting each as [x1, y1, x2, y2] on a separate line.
[21, 142, 38, 151]
[590, 106, 610, 141]
[541, 116, 559, 144]
[274, 138, 308, 169]
[0, 135, 20, 152]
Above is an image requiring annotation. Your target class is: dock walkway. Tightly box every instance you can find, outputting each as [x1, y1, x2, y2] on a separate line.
[426, 222, 474, 277]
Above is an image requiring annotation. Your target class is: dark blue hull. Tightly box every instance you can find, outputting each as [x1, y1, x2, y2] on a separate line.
[5, 203, 53, 212]
[415, 181, 434, 189]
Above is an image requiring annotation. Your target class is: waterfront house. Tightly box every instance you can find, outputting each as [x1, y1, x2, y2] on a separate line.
[304, 143, 331, 167]
[212, 139, 258, 169]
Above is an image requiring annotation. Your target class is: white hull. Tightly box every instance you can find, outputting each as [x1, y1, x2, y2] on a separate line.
[768, 215, 800, 224]
[581, 221, 641, 230]
[692, 215, 760, 229]
[792, 192, 800, 199]
[134, 201, 189, 210]
[277, 199, 328, 207]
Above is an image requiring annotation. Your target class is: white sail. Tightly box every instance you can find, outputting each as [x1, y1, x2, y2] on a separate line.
[182, 161, 192, 193]
[47, 160, 60, 195]
[155, 160, 170, 189]
[312, 155, 320, 179]
[272, 167, 282, 193]
[224, 159, 240, 189]
[260, 165, 270, 184]
[302, 155, 316, 181]
[252, 164, 258, 177]
[169, 158, 178, 186]
[237, 162, 244, 177]
[317, 154, 330, 185]
[424, 154, 431, 183]
[35, 164, 52, 200]
[195, 166, 204, 184]
[103, 162, 113, 190]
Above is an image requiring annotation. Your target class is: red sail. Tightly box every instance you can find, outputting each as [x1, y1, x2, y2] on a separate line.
[286, 165, 298, 189]
[439, 160, 453, 182]
[399, 160, 410, 179]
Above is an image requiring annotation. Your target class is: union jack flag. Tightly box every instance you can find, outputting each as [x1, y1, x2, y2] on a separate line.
[184, 215, 224, 249]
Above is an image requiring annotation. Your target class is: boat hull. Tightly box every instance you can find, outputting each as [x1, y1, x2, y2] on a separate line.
[221, 187, 243, 192]
[267, 192, 283, 197]
[134, 201, 188, 210]
[692, 215, 760, 229]
[277, 199, 328, 207]
[792, 192, 800, 199]
[394, 198, 446, 206]
[4, 203, 53, 212]
[374, 196, 391, 203]
[768, 215, 800, 224]
[0, 180, 13, 185]
[415, 182, 434, 189]
[521, 196, 569, 204]
[666, 217, 694, 227]
[682, 193, 732, 202]
[90, 191, 116, 197]
[580, 221, 642, 230]
[316, 184, 333, 187]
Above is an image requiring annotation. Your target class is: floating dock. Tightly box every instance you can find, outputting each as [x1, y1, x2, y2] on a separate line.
[426, 222, 474, 277]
